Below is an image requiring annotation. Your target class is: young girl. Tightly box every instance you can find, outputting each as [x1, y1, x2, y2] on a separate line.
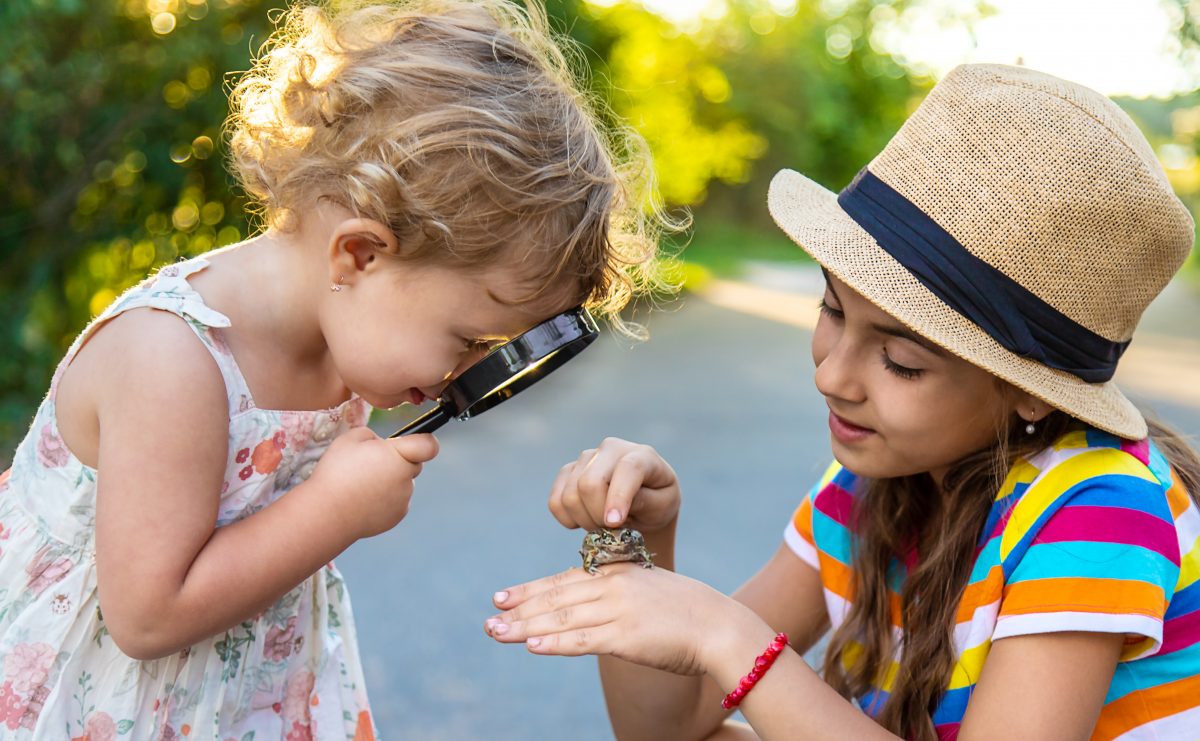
[485, 64, 1200, 740]
[0, 0, 663, 737]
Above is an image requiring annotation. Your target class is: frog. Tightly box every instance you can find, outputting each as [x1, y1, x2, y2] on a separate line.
[579, 528, 654, 575]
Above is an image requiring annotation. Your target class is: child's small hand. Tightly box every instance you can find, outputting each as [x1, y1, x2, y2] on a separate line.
[485, 564, 743, 676]
[549, 438, 680, 533]
[310, 428, 440, 538]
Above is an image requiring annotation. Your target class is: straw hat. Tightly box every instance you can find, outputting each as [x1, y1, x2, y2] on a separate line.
[768, 63, 1195, 440]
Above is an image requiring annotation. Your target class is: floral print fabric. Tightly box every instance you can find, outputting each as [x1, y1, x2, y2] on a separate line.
[0, 258, 377, 739]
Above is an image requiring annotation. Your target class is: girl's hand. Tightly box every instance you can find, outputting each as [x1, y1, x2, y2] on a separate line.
[309, 428, 439, 538]
[550, 438, 680, 533]
[485, 564, 747, 676]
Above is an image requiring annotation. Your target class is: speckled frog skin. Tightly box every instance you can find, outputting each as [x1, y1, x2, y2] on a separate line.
[580, 528, 654, 575]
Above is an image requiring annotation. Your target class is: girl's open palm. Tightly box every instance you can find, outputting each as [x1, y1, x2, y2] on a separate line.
[485, 564, 741, 676]
[549, 438, 680, 533]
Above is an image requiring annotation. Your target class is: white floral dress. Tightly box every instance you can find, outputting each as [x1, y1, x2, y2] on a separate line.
[0, 258, 378, 740]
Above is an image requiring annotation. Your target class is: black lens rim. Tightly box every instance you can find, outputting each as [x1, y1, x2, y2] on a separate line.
[440, 307, 598, 418]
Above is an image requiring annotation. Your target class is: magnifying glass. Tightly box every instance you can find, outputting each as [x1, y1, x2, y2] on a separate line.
[389, 307, 599, 437]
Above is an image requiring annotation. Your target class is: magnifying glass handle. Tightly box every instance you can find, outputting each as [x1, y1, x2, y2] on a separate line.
[389, 402, 456, 438]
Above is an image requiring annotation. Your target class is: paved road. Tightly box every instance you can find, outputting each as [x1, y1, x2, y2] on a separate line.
[345, 269, 1200, 740]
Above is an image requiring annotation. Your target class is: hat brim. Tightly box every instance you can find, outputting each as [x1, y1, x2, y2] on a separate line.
[767, 168, 1147, 440]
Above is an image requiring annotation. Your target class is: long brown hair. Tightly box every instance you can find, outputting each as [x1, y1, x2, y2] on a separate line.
[821, 410, 1200, 740]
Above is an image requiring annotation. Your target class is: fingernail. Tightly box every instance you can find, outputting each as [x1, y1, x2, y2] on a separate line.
[485, 618, 500, 632]
[492, 622, 509, 635]
[494, 591, 509, 604]
[527, 637, 541, 648]
[606, 509, 620, 524]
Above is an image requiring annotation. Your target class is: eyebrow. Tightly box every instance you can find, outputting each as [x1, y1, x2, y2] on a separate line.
[869, 322, 946, 356]
[824, 272, 947, 357]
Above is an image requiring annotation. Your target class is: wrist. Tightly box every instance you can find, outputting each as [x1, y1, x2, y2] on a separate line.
[700, 599, 778, 690]
[293, 477, 362, 541]
[641, 517, 677, 571]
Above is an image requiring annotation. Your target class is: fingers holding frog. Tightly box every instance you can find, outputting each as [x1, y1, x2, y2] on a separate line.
[548, 438, 680, 534]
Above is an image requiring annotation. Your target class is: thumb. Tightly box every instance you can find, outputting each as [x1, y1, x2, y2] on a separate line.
[391, 433, 440, 464]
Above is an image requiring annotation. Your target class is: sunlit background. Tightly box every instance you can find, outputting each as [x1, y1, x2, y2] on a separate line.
[1, 0, 1198, 452]
[2, 2, 1200, 736]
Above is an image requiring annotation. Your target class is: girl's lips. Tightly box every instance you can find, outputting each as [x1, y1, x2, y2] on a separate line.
[407, 389, 427, 406]
[828, 411, 876, 443]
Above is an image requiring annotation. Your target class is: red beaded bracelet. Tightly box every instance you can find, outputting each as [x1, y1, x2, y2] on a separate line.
[721, 632, 789, 710]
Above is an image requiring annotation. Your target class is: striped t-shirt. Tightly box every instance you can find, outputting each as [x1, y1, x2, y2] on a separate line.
[785, 427, 1200, 739]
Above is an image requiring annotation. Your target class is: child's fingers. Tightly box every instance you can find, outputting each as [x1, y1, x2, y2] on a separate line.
[546, 462, 578, 529]
[573, 447, 624, 526]
[603, 453, 655, 526]
[341, 426, 377, 442]
[525, 626, 615, 657]
[560, 484, 601, 532]
[390, 433, 439, 464]
[560, 455, 603, 530]
[485, 598, 612, 644]
[495, 573, 606, 632]
[491, 567, 591, 610]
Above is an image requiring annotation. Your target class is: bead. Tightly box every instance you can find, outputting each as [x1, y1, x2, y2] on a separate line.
[720, 632, 790, 710]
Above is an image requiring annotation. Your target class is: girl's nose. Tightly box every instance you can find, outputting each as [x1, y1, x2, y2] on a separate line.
[813, 337, 866, 404]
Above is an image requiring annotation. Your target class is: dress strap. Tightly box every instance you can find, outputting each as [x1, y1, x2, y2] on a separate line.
[50, 257, 255, 415]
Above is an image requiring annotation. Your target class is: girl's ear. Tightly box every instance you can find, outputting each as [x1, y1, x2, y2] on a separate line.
[1010, 390, 1055, 425]
[327, 218, 402, 284]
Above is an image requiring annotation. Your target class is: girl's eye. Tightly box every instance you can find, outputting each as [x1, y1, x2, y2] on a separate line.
[818, 298, 844, 318]
[881, 350, 922, 380]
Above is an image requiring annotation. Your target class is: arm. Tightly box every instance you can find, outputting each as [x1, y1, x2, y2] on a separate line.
[489, 438, 829, 740]
[91, 310, 434, 659]
[492, 564, 1125, 741]
[958, 632, 1123, 740]
[596, 540, 830, 741]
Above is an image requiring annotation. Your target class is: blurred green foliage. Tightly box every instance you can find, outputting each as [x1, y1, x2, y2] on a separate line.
[1, 0, 1198, 458]
[1, 0, 282, 455]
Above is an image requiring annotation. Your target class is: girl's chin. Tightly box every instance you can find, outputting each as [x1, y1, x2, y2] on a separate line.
[830, 441, 911, 480]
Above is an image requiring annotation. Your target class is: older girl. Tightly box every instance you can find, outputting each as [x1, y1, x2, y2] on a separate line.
[486, 64, 1200, 741]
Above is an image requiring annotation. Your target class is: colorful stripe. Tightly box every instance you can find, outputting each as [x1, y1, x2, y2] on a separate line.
[783, 428, 1200, 739]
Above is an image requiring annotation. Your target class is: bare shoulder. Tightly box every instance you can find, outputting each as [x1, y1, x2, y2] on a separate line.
[56, 307, 229, 468]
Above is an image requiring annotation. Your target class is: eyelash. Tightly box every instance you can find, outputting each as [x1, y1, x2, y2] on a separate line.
[818, 299, 923, 380]
[881, 351, 922, 380]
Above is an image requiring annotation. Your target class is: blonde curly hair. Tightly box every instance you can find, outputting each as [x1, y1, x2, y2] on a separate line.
[226, 0, 674, 332]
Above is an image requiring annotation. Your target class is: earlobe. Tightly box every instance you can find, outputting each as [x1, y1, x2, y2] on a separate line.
[1013, 392, 1054, 423]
